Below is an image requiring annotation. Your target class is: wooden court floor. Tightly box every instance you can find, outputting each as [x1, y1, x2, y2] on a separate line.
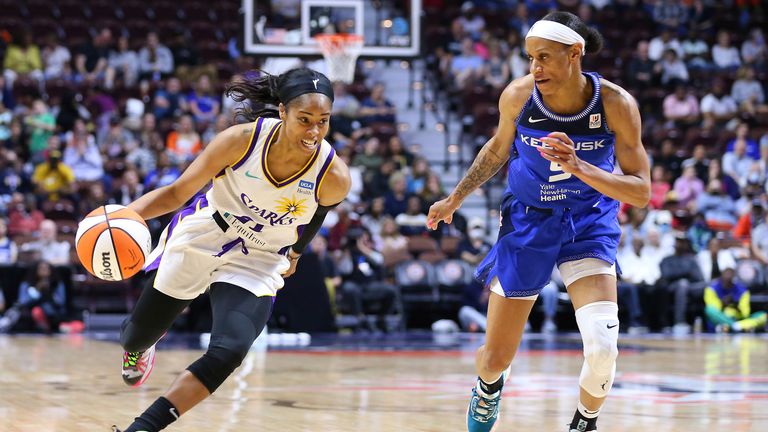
[1, 333, 767, 431]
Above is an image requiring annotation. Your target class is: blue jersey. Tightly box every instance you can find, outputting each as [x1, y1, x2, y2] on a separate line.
[476, 72, 623, 297]
[507, 72, 614, 210]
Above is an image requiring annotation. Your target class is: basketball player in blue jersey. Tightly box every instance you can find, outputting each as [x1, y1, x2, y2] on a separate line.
[111, 68, 351, 432]
[427, 12, 650, 432]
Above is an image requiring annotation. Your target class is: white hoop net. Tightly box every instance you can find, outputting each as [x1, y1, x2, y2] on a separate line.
[315, 34, 364, 84]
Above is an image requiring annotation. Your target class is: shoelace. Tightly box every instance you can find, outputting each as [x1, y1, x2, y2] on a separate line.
[469, 388, 500, 423]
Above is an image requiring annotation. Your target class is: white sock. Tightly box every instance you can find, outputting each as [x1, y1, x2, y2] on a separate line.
[577, 401, 600, 419]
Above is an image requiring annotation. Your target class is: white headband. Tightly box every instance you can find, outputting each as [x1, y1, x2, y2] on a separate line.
[525, 20, 586, 55]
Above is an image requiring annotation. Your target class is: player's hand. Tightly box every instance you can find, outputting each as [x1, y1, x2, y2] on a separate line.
[426, 196, 460, 230]
[282, 250, 301, 278]
[538, 132, 584, 174]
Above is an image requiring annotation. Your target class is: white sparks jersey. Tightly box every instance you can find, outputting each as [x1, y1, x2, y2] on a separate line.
[206, 117, 336, 255]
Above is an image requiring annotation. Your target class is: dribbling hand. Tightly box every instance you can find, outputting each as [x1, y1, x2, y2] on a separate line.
[426, 197, 459, 230]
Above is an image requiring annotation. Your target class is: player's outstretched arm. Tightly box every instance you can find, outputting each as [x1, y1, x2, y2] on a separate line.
[128, 123, 252, 220]
[282, 154, 351, 277]
[427, 77, 532, 230]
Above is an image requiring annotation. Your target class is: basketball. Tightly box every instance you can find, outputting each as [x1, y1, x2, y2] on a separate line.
[75, 205, 152, 281]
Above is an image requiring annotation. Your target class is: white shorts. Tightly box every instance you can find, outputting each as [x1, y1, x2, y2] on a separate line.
[489, 258, 615, 299]
[144, 203, 290, 300]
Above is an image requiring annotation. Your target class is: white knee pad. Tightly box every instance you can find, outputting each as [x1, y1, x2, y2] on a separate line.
[575, 301, 619, 398]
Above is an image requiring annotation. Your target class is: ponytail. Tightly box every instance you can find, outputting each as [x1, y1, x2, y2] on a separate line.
[225, 72, 281, 122]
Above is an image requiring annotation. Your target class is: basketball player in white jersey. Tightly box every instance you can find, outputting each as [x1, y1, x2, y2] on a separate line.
[112, 68, 351, 432]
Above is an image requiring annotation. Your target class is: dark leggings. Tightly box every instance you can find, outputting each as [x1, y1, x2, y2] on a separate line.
[120, 271, 273, 392]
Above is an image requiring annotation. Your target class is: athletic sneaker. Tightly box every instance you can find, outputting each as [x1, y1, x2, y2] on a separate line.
[466, 365, 511, 432]
[111, 427, 148, 432]
[122, 343, 157, 387]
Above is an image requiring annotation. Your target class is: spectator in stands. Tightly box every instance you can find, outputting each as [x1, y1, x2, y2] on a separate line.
[682, 144, 710, 183]
[62, 118, 104, 182]
[0, 260, 66, 333]
[76, 181, 109, 219]
[696, 178, 738, 230]
[202, 114, 232, 147]
[407, 157, 430, 195]
[733, 196, 763, 242]
[112, 169, 144, 207]
[707, 158, 740, 200]
[336, 148, 362, 204]
[308, 235, 342, 315]
[750, 212, 768, 265]
[648, 28, 683, 62]
[446, 37, 485, 90]
[352, 137, 383, 182]
[337, 227, 399, 332]
[138, 31, 174, 82]
[508, 3, 534, 37]
[20, 219, 70, 266]
[656, 138, 685, 179]
[384, 171, 410, 217]
[625, 40, 656, 90]
[662, 83, 699, 128]
[420, 172, 445, 214]
[673, 162, 704, 209]
[655, 49, 689, 86]
[652, 1, 688, 32]
[649, 165, 671, 209]
[482, 40, 510, 91]
[659, 234, 705, 334]
[456, 2, 485, 40]
[704, 264, 767, 333]
[55, 90, 91, 134]
[152, 77, 187, 121]
[697, 236, 737, 284]
[681, 28, 710, 70]
[6, 192, 43, 236]
[31, 148, 74, 203]
[0, 100, 11, 143]
[723, 128, 757, 185]
[0, 150, 31, 206]
[505, 30, 529, 80]
[711, 30, 741, 71]
[2, 29, 43, 86]
[329, 82, 360, 147]
[395, 195, 428, 236]
[359, 197, 386, 245]
[98, 115, 134, 159]
[24, 100, 56, 163]
[740, 27, 766, 67]
[700, 79, 738, 129]
[359, 82, 397, 126]
[106, 35, 139, 89]
[143, 152, 180, 191]
[0, 218, 17, 265]
[688, 0, 714, 35]
[187, 75, 220, 126]
[379, 216, 407, 255]
[385, 135, 414, 171]
[166, 115, 202, 164]
[170, 32, 201, 80]
[41, 33, 71, 81]
[731, 66, 766, 118]
[74, 27, 111, 85]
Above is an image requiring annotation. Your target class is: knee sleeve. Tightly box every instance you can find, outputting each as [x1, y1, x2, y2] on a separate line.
[187, 344, 249, 393]
[575, 301, 619, 398]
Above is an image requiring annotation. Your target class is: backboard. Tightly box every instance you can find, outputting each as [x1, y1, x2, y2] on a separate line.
[244, 0, 421, 57]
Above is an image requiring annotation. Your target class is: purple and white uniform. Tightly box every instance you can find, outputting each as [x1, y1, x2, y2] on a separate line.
[144, 117, 336, 299]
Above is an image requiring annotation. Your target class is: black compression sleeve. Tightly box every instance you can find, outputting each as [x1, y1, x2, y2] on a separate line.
[290, 203, 339, 254]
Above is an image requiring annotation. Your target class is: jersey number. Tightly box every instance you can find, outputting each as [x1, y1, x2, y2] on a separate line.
[548, 161, 572, 182]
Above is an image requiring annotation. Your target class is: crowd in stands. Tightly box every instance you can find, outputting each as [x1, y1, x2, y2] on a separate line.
[0, 0, 767, 335]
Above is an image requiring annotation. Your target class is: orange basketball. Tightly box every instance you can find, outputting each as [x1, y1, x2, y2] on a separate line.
[75, 205, 152, 281]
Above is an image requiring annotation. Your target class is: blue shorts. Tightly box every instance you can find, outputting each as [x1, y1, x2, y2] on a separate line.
[475, 195, 621, 298]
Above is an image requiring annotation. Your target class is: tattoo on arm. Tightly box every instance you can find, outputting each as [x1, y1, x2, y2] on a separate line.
[452, 145, 508, 202]
[242, 128, 252, 135]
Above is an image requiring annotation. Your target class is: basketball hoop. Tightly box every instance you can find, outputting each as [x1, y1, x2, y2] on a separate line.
[314, 34, 364, 84]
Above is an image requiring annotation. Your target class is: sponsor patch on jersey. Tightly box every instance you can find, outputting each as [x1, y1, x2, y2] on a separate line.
[589, 113, 601, 129]
[299, 180, 315, 190]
